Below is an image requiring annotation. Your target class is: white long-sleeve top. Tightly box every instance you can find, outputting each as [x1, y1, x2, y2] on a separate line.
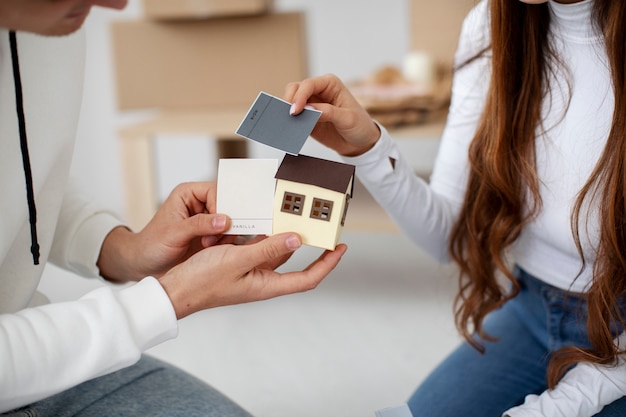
[343, 0, 626, 415]
[0, 30, 177, 412]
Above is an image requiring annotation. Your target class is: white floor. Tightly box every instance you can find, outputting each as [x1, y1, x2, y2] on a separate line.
[39, 228, 461, 417]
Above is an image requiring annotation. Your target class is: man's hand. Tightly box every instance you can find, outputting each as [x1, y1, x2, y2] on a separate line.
[98, 182, 233, 282]
[158, 232, 347, 319]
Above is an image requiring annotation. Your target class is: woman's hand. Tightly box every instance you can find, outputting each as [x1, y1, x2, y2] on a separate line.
[158, 233, 348, 319]
[284, 73, 381, 156]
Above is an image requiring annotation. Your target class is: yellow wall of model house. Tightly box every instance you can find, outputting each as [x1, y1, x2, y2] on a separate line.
[273, 179, 351, 250]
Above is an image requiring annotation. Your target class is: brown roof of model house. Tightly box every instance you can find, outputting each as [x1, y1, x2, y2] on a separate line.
[275, 154, 355, 196]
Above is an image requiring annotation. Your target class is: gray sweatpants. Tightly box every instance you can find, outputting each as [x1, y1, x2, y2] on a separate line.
[2, 355, 253, 417]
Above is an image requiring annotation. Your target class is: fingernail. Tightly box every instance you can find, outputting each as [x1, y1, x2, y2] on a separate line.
[286, 235, 301, 250]
[289, 103, 297, 116]
[212, 215, 226, 229]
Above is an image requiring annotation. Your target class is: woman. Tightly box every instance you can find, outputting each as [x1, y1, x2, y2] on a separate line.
[285, 0, 626, 416]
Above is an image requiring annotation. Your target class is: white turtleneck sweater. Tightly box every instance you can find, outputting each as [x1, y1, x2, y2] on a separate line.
[343, 0, 626, 415]
[0, 29, 177, 412]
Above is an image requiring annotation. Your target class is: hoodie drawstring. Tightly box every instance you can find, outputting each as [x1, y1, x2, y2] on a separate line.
[9, 31, 40, 265]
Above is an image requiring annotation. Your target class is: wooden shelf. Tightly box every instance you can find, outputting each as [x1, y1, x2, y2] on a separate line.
[386, 113, 447, 140]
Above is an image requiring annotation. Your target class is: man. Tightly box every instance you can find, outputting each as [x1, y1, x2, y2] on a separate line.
[0, 1, 347, 415]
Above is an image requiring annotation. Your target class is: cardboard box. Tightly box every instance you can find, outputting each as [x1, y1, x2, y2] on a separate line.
[142, 0, 274, 20]
[111, 11, 308, 110]
[410, 0, 476, 66]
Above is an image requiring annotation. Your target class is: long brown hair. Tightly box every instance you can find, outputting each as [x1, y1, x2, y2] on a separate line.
[449, 0, 626, 389]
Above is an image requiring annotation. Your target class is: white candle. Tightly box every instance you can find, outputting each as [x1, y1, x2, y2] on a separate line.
[403, 50, 436, 87]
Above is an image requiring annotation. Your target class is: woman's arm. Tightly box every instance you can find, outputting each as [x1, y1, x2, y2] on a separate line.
[504, 332, 626, 417]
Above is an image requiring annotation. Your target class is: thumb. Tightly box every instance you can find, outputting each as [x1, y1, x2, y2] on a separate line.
[239, 233, 302, 269]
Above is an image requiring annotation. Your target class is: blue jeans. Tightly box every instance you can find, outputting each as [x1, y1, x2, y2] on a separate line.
[2, 355, 253, 417]
[407, 267, 626, 417]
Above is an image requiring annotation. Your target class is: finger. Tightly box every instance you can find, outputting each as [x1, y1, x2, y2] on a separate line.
[288, 75, 340, 115]
[201, 235, 220, 248]
[309, 102, 341, 124]
[173, 213, 230, 245]
[242, 235, 267, 245]
[173, 181, 218, 214]
[288, 78, 319, 115]
[215, 235, 239, 245]
[256, 250, 294, 271]
[283, 80, 301, 104]
[237, 233, 302, 271]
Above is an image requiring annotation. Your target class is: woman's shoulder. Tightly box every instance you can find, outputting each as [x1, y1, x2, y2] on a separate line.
[455, 0, 491, 64]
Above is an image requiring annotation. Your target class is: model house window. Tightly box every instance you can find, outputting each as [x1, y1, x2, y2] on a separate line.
[281, 192, 305, 215]
[310, 198, 333, 221]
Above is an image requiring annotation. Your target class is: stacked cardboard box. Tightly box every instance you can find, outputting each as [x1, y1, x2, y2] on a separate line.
[112, 2, 306, 111]
[410, 0, 476, 67]
[142, 0, 274, 20]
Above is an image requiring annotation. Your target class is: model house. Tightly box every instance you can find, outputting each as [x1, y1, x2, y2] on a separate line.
[273, 154, 355, 250]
